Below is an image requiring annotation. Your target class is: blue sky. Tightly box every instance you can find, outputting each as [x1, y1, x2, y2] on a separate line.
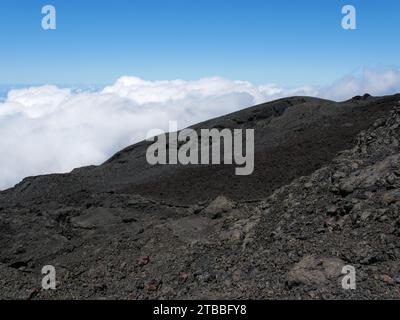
[1, 0, 400, 189]
[0, 0, 399, 86]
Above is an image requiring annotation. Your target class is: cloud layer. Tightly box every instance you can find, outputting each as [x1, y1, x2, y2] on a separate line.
[1, 67, 400, 190]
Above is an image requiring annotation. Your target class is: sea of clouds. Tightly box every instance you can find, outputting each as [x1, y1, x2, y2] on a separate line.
[1, 67, 400, 190]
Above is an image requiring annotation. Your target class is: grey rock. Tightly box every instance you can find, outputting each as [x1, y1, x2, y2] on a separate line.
[287, 255, 345, 287]
[203, 196, 235, 219]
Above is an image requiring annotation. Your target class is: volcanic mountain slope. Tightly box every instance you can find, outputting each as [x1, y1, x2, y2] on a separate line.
[0, 94, 400, 299]
[1, 94, 399, 205]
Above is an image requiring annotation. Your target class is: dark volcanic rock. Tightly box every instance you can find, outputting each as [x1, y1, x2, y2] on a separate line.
[0, 94, 400, 299]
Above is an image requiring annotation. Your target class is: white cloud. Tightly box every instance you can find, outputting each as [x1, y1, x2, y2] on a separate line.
[1, 67, 399, 190]
[318, 67, 400, 101]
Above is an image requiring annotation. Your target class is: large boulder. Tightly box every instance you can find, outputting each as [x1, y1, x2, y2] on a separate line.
[287, 255, 345, 288]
